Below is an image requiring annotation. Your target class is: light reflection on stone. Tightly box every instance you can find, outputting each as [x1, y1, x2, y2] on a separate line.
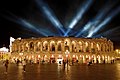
[17, 65, 24, 80]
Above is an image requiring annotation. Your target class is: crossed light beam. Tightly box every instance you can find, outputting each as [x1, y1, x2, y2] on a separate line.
[94, 27, 120, 38]
[2, 0, 120, 38]
[35, 0, 65, 36]
[2, 12, 50, 36]
[87, 6, 120, 37]
[20, 19, 52, 36]
[94, 27, 120, 41]
[75, 1, 118, 37]
[64, 0, 93, 36]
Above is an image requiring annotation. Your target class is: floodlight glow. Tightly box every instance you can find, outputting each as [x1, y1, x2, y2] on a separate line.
[94, 27, 120, 37]
[75, 1, 117, 37]
[2, 13, 49, 36]
[87, 6, 120, 37]
[64, 0, 93, 36]
[95, 1, 117, 20]
[64, 29, 71, 36]
[75, 22, 93, 37]
[20, 19, 48, 36]
[68, 0, 93, 29]
[35, 0, 65, 35]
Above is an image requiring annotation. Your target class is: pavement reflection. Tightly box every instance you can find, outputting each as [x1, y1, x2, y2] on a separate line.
[0, 63, 120, 80]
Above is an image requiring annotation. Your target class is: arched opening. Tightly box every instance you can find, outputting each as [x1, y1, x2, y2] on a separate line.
[72, 41, 77, 52]
[29, 42, 34, 51]
[24, 43, 28, 52]
[57, 41, 62, 51]
[36, 42, 41, 51]
[50, 41, 55, 52]
[42, 41, 48, 51]
[78, 41, 83, 52]
[64, 39, 70, 51]
[91, 42, 95, 53]
[85, 42, 89, 52]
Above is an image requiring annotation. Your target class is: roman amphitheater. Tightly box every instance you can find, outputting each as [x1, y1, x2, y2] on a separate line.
[10, 37, 116, 64]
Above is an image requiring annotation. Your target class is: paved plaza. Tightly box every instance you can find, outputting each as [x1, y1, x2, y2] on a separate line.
[0, 62, 120, 80]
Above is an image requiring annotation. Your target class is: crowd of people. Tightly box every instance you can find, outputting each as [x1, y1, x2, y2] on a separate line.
[1, 58, 115, 74]
[2, 59, 27, 74]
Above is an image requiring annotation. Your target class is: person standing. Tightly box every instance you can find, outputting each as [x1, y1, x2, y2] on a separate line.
[63, 60, 66, 69]
[4, 59, 9, 73]
[16, 59, 20, 66]
[22, 59, 26, 72]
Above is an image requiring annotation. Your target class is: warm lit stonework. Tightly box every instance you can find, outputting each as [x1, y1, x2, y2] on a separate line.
[10, 37, 115, 64]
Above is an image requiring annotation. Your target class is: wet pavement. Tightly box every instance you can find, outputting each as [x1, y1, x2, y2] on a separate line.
[0, 63, 120, 80]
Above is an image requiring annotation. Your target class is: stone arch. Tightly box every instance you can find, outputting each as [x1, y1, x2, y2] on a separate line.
[96, 42, 101, 51]
[64, 39, 70, 51]
[91, 42, 96, 53]
[85, 41, 90, 52]
[24, 42, 29, 52]
[19, 42, 24, 52]
[104, 43, 108, 52]
[15, 43, 19, 52]
[42, 41, 48, 51]
[12, 43, 15, 52]
[78, 41, 83, 52]
[35, 41, 41, 51]
[57, 41, 62, 51]
[101, 43, 104, 52]
[50, 41, 56, 52]
[29, 41, 34, 51]
[71, 40, 77, 52]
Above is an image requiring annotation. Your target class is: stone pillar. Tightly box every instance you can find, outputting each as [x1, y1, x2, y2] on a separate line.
[48, 42, 50, 53]
[69, 41, 72, 53]
[76, 42, 79, 53]
[34, 42, 37, 52]
[103, 44, 105, 53]
[22, 44, 25, 52]
[19, 44, 21, 52]
[89, 42, 92, 53]
[41, 42, 43, 53]
[83, 42, 86, 52]
[62, 41, 64, 52]
[28, 43, 30, 52]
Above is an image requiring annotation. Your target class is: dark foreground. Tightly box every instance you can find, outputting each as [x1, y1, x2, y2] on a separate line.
[0, 63, 120, 80]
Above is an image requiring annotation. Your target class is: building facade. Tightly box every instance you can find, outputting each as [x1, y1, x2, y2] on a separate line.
[10, 37, 115, 64]
[0, 47, 10, 60]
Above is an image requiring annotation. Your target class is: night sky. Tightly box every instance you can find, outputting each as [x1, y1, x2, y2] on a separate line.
[0, 0, 120, 49]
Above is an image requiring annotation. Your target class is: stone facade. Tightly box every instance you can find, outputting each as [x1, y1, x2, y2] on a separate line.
[10, 37, 115, 64]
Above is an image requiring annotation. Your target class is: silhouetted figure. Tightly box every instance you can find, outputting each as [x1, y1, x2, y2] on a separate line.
[103, 60, 105, 64]
[63, 60, 66, 69]
[22, 59, 26, 72]
[66, 59, 69, 66]
[96, 59, 99, 64]
[37, 60, 39, 64]
[72, 59, 74, 65]
[92, 60, 95, 63]
[76, 60, 78, 63]
[42, 60, 45, 64]
[113, 60, 115, 63]
[4, 59, 9, 73]
[88, 61, 92, 66]
[16, 59, 20, 66]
